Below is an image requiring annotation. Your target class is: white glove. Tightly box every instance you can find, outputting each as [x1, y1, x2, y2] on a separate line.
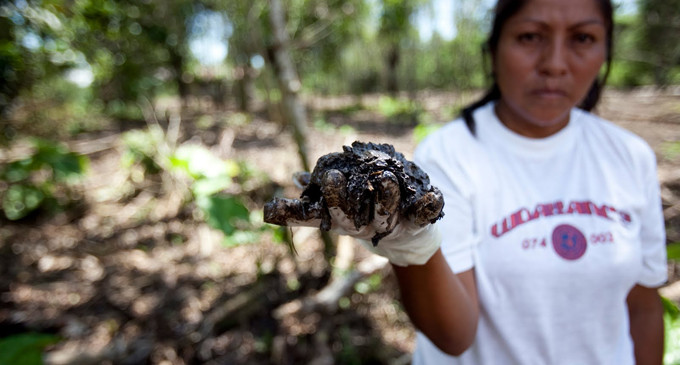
[355, 222, 441, 267]
[265, 168, 444, 267]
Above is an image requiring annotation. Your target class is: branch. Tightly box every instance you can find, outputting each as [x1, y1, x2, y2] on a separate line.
[274, 241, 389, 320]
[271, 236, 389, 364]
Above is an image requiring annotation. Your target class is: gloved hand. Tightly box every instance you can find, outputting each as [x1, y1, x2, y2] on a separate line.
[265, 165, 444, 267]
[321, 168, 442, 266]
[356, 222, 442, 267]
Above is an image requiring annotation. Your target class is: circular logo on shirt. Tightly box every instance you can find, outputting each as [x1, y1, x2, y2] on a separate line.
[552, 224, 587, 260]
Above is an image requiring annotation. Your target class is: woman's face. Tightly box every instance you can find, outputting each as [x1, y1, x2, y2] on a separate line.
[494, 0, 608, 138]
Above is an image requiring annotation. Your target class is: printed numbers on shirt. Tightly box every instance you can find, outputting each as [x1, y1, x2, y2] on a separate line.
[521, 231, 614, 250]
[521, 238, 547, 249]
[590, 232, 614, 244]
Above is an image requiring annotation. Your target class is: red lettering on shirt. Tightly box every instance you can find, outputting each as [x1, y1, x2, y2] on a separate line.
[490, 200, 632, 238]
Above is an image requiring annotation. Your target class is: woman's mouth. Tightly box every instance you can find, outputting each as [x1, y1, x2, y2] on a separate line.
[532, 88, 568, 99]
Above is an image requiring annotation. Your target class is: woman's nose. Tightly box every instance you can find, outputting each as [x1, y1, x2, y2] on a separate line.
[538, 40, 568, 77]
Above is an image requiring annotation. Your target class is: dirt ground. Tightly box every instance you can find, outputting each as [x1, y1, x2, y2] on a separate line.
[1, 88, 680, 364]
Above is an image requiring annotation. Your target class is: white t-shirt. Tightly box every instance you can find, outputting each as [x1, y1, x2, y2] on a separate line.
[411, 102, 667, 365]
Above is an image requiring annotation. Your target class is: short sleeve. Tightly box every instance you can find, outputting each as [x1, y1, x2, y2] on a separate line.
[636, 146, 668, 287]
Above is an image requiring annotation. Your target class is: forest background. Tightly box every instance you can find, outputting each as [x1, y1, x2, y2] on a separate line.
[1, 0, 680, 364]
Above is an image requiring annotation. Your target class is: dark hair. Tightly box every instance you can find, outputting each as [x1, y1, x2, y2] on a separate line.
[461, 0, 614, 135]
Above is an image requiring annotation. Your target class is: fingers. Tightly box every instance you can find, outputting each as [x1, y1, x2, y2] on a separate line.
[321, 169, 353, 232]
[321, 169, 374, 240]
[409, 187, 445, 226]
[321, 169, 348, 210]
[321, 169, 402, 244]
[263, 197, 322, 227]
[372, 170, 401, 235]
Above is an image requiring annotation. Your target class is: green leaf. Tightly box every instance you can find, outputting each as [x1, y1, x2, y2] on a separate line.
[49, 152, 89, 182]
[196, 194, 250, 236]
[223, 230, 260, 246]
[171, 145, 238, 182]
[191, 177, 231, 197]
[168, 155, 189, 171]
[1, 160, 33, 183]
[29, 139, 89, 182]
[0, 333, 61, 365]
[2, 184, 45, 220]
[665, 297, 680, 364]
[271, 226, 289, 244]
[413, 122, 442, 143]
[663, 296, 680, 321]
[667, 242, 680, 261]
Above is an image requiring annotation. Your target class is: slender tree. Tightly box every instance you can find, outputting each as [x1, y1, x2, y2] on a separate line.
[378, 0, 423, 94]
[637, 0, 680, 85]
[266, 0, 311, 172]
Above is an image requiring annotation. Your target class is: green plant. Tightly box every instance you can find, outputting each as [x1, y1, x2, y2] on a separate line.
[120, 126, 166, 178]
[169, 144, 264, 246]
[664, 242, 680, 364]
[120, 122, 276, 247]
[0, 332, 61, 365]
[313, 117, 356, 136]
[668, 242, 680, 261]
[665, 295, 680, 364]
[0, 138, 89, 220]
[354, 273, 383, 295]
[413, 122, 442, 144]
[169, 144, 238, 196]
[661, 141, 680, 162]
[375, 96, 424, 125]
[337, 326, 362, 365]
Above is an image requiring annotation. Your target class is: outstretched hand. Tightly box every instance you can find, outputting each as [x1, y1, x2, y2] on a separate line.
[264, 142, 444, 266]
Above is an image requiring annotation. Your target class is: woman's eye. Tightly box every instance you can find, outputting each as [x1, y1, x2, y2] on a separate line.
[518, 33, 541, 44]
[573, 33, 596, 44]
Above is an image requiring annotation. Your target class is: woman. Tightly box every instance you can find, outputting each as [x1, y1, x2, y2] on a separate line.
[399, 0, 667, 363]
[286, 0, 667, 362]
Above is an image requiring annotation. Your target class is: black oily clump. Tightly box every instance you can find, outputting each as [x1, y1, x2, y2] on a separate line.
[301, 141, 439, 230]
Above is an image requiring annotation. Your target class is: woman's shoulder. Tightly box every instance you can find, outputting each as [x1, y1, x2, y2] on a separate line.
[575, 108, 657, 164]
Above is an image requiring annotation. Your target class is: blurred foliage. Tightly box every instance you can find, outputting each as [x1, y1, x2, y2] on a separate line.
[413, 121, 442, 143]
[664, 295, 680, 365]
[169, 144, 238, 197]
[0, 138, 89, 220]
[354, 273, 383, 294]
[169, 144, 267, 246]
[661, 141, 680, 163]
[1, 0, 678, 143]
[312, 115, 356, 136]
[0, 2, 677, 362]
[636, 0, 680, 86]
[0, 0, 676, 234]
[664, 244, 680, 364]
[668, 242, 680, 262]
[0, 332, 61, 365]
[609, 4, 680, 87]
[0, 0, 674, 234]
[120, 124, 270, 246]
[0, 0, 678, 231]
[121, 126, 166, 178]
[375, 95, 424, 125]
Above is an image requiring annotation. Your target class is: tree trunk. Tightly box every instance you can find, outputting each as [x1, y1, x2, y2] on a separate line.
[267, 0, 335, 259]
[267, 0, 311, 172]
[235, 63, 256, 112]
[169, 49, 189, 110]
[386, 43, 400, 94]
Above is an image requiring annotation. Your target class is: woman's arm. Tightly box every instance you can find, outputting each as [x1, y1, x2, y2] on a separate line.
[392, 249, 479, 356]
[627, 284, 664, 365]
